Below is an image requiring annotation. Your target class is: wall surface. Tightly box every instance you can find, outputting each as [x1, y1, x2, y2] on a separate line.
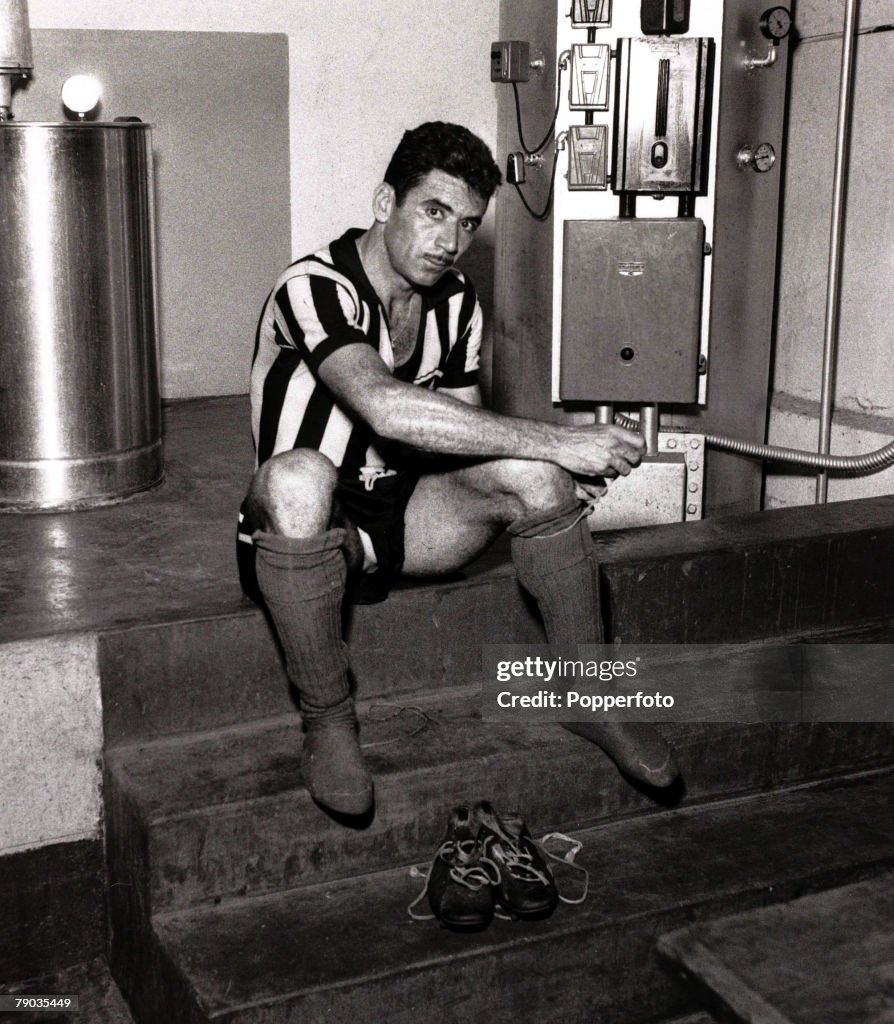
[0, 635, 101, 855]
[27, 0, 500, 253]
[26, 0, 501, 399]
[0, 633, 106, 977]
[767, 1, 894, 506]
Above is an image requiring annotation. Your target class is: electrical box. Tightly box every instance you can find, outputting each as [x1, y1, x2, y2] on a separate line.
[491, 40, 531, 83]
[641, 0, 691, 34]
[559, 219, 705, 403]
[569, 44, 611, 111]
[567, 126, 609, 190]
[571, 0, 613, 27]
[613, 36, 714, 194]
[493, 0, 795, 516]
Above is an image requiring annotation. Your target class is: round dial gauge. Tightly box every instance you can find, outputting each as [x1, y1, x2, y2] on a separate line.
[760, 6, 793, 41]
[753, 142, 777, 172]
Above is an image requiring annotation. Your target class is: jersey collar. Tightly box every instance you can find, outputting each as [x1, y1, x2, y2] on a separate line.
[333, 227, 465, 311]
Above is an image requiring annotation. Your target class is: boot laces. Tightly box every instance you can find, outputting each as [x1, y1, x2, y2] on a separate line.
[483, 832, 552, 886]
[484, 822, 590, 907]
[406, 838, 500, 921]
[541, 832, 590, 905]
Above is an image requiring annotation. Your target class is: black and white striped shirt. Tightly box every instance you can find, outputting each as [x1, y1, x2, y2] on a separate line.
[249, 228, 483, 473]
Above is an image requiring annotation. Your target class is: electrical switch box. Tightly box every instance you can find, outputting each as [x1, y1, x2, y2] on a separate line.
[641, 0, 691, 35]
[567, 126, 609, 190]
[559, 218, 705, 403]
[612, 36, 714, 195]
[569, 44, 611, 111]
[571, 0, 612, 28]
[491, 40, 530, 83]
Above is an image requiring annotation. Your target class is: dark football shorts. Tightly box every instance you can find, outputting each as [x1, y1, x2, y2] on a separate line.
[237, 467, 420, 606]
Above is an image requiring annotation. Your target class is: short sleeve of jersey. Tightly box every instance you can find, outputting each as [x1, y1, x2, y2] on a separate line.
[437, 297, 483, 390]
[273, 267, 369, 373]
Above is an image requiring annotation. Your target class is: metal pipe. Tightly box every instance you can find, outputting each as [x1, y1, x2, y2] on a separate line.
[0, 0, 33, 120]
[595, 403, 614, 425]
[0, 77, 11, 119]
[641, 404, 659, 455]
[0, 0, 33, 70]
[816, 0, 860, 503]
[614, 411, 894, 474]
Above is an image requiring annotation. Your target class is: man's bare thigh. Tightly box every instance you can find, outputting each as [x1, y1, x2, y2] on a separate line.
[402, 459, 515, 576]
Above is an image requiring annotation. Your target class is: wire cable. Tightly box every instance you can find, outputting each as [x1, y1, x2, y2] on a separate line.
[512, 145, 561, 222]
[511, 52, 569, 156]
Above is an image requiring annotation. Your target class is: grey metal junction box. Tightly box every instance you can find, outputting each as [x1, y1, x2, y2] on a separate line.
[559, 218, 705, 403]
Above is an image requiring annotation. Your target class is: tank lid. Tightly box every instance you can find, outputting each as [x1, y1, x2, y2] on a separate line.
[0, 119, 153, 128]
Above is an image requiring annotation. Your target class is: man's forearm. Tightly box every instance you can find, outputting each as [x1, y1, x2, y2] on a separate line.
[317, 342, 643, 479]
[371, 378, 562, 463]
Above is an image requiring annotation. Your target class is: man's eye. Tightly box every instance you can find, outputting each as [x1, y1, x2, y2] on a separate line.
[461, 220, 478, 233]
[427, 207, 443, 219]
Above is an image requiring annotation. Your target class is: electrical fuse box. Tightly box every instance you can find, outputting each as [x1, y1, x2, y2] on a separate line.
[567, 126, 609, 190]
[612, 36, 714, 194]
[569, 44, 611, 111]
[571, 0, 613, 28]
[559, 218, 705, 403]
[491, 40, 531, 83]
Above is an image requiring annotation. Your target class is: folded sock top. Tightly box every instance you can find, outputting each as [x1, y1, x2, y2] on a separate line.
[506, 497, 589, 539]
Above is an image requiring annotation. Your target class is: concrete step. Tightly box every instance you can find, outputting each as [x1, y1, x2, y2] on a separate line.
[657, 872, 894, 1024]
[105, 680, 894, 917]
[124, 770, 894, 1024]
[97, 496, 894, 746]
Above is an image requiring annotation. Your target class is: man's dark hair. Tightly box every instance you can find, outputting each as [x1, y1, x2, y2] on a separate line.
[384, 122, 502, 205]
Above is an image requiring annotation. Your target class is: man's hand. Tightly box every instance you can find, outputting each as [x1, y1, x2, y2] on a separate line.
[549, 424, 645, 479]
[574, 478, 608, 504]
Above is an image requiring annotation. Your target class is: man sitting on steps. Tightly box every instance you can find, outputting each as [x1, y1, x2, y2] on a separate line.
[237, 121, 679, 818]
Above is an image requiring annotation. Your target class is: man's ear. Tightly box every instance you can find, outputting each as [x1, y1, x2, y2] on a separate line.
[372, 182, 395, 224]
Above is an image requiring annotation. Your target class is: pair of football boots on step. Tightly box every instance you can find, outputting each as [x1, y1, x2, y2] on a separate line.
[409, 801, 588, 931]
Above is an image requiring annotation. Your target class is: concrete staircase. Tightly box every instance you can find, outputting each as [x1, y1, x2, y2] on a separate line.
[657, 871, 894, 1024]
[102, 499, 894, 1023]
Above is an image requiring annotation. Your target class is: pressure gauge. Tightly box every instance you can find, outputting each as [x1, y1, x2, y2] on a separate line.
[760, 6, 792, 42]
[736, 142, 777, 172]
[753, 142, 777, 172]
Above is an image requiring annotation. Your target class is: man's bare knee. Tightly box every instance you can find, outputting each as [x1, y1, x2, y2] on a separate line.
[248, 449, 337, 537]
[473, 458, 575, 518]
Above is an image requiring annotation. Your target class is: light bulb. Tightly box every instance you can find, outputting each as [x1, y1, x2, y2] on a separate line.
[61, 74, 102, 117]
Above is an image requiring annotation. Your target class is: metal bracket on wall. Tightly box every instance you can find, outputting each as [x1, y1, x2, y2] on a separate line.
[587, 430, 706, 530]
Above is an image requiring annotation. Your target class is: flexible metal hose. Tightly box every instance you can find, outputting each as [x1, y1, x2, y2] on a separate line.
[613, 412, 894, 474]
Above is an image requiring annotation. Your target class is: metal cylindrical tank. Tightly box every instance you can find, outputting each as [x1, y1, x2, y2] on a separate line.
[0, 121, 162, 510]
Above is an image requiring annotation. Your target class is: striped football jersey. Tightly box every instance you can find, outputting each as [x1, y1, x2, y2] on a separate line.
[249, 228, 483, 472]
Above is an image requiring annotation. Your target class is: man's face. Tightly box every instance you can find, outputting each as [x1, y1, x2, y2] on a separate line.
[380, 170, 489, 289]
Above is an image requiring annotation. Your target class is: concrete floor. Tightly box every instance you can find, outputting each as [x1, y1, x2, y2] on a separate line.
[0, 397, 256, 645]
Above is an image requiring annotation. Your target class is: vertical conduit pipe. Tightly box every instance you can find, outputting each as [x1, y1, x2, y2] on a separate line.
[641, 404, 659, 455]
[816, 0, 860, 503]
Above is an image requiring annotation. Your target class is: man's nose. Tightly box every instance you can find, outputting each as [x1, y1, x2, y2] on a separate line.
[437, 221, 460, 255]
